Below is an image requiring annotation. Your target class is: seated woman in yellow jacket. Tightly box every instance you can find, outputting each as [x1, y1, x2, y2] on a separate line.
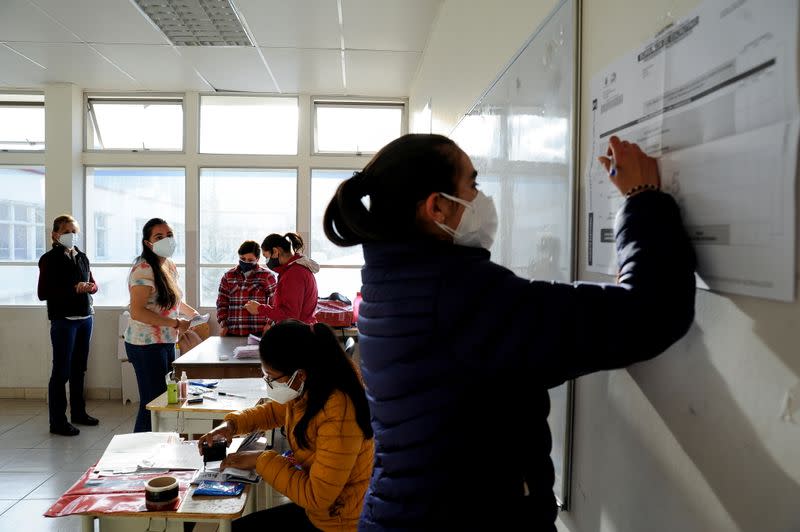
[197, 319, 374, 531]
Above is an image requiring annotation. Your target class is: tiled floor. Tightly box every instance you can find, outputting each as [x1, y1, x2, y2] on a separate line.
[0, 398, 137, 531]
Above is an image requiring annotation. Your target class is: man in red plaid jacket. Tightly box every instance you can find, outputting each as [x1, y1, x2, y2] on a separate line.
[216, 241, 277, 336]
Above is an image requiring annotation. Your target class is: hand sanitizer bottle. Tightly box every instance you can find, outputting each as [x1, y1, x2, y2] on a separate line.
[179, 370, 189, 400]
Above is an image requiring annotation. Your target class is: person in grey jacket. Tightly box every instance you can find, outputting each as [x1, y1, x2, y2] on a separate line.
[323, 133, 696, 531]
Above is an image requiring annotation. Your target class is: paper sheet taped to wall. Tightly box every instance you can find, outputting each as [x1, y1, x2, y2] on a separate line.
[585, 0, 799, 301]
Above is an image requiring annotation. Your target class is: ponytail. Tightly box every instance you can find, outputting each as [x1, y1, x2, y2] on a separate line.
[323, 133, 461, 246]
[262, 232, 304, 255]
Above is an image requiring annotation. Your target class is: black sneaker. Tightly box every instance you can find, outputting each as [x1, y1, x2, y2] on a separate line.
[50, 423, 80, 436]
[72, 414, 99, 426]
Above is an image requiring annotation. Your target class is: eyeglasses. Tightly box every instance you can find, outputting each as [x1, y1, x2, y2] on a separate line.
[263, 370, 297, 389]
[263, 373, 284, 389]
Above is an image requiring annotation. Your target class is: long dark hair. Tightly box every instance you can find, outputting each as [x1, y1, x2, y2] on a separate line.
[138, 218, 179, 310]
[261, 232, 304, 255]
[323, 133, 461, 246]
[260, 320, 373, 449]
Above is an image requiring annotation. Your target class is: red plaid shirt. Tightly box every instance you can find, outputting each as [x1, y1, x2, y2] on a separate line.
[216, 265, 277, 336]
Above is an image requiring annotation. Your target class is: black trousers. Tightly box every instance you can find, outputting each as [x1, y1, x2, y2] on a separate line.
[48, 317, 93, 427]
[232, 503, 320, 531]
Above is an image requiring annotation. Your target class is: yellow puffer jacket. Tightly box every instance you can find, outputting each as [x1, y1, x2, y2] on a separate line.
[224, 391, 374, 531]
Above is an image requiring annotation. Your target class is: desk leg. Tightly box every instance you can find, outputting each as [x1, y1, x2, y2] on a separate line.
[80, 515, 94, 532]
[150, 410, 159, 432]
[218, 519, 232, 532]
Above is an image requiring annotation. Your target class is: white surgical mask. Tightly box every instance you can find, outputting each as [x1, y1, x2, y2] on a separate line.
[58, 233, 78, 249]
[435, 191, 498, 249]
[151, 237, 177, 259]
[264, 370, 304, 404]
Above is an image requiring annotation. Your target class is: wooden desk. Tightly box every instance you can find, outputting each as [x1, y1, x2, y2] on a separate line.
[146, 378, 266, 436]
[173, 336, 263, 378]
[78, 481, 254, 532]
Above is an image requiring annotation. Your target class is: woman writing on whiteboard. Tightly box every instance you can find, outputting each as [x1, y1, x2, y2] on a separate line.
[323, 133, 696, 531]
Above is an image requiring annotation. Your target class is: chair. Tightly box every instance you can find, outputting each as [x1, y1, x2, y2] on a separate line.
[344, 337, 356, 358]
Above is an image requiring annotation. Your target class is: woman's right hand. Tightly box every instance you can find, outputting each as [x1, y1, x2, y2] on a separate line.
[197, 422, 235, 454]
[597, 135, 660, 197]
[176, 318, 191, 334]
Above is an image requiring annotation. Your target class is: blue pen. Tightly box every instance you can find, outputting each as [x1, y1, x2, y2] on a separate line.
[609, 156, 617, 177]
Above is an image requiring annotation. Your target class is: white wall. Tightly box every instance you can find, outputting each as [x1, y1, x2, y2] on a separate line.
[411, 1, 800, 531]
[409, 0, 560, 134]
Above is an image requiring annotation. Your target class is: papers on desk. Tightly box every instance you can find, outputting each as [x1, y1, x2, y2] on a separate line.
[95, 432, 204, 473]
[95, 432, 182, 473]
[191, 467, 260, 485]
[232, 345, 260, 359]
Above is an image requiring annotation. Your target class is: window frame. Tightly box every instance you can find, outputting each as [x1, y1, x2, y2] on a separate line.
[198, 93, 300, 156]
[84, 92, 186, 153]
[311, 97, 407, 156]
[0, 92, 45, 153]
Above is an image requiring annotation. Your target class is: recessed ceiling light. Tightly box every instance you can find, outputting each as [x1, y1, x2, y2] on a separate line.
[134, 0, 252, 46]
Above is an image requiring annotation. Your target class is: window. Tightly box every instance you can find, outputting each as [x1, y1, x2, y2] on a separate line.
[86, 167, 185, 306]
[86, 95, 183, 151]
[0, 94, 45, 151]
[310, 169, 363, 301]
[200, 95, 298, 155]
[94, 212, 108, 259]
[313, 100, 404, 154]
[199, 168, 298, 306]
[0, 166, 45, 304]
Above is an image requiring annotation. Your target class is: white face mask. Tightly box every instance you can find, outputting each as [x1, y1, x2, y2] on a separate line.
[264, 370, 304, 404]
[435, 191, 498, 249]
[151, 237, 177, 258]
[58, 233, 78, 249]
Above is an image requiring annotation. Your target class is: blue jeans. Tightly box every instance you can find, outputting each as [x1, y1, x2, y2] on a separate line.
[49, 317, 93, 427]
[125, 342, 175, 432]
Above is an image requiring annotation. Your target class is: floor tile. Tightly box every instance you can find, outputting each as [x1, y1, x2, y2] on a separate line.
[0, 472, 51, 499]
[0, 448, 90, 473]
[0, 498, 85, 531]
[25, 472, 84, 499]
[0, 499, 15, 515]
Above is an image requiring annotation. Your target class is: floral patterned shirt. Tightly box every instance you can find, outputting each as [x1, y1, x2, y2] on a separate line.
[123, 258, 182, 345]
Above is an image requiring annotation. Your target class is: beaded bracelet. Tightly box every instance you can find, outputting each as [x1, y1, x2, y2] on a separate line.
[625, 183, 660, 198]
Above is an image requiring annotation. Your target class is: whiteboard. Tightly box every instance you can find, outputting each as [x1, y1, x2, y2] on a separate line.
[450, 0, 576, 510]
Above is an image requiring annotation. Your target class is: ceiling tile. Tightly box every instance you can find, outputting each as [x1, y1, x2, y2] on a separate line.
[345, 50, 419, 97]
[0, 45, 50, 87]
[236, 0, 339, 49]
[0, 0, 79, 43]
[342, 0, 441, 51]
[92, 44, 211, 91]
[260, 47, 342, 95]
[30, 0, 167, 45]
[5, 43, 140, 89]
[179, 47, 277, 92]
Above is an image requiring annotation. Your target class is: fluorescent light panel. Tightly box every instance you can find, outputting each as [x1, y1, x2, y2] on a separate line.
[134, 0, 251, 46]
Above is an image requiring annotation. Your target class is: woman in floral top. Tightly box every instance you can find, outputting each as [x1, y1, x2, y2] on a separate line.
[124, 218, 199, 432]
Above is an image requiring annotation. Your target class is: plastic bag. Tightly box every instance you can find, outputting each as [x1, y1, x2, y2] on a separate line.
[193, 480, 244, 497]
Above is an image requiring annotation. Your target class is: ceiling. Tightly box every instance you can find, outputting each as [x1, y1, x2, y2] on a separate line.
[0, 0, 442, 96]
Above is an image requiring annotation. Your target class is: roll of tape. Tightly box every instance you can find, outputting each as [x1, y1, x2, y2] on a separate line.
[145, 475, 179, 511]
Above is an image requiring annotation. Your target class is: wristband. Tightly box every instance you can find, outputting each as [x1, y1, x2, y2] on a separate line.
[625, 183, 660, 198]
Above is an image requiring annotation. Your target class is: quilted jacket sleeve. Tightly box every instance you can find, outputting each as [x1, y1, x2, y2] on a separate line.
[223, 401, 286, 435]
[255, 392, 364, 512]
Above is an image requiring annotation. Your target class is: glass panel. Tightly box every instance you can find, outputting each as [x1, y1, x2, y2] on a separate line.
[0, 167, 45, 263]
[199, 168, 297, 266]
[0, 265, 42, 305]
[200, 267, 230, 308]
[88, 99, 183, 151]
[310, 169, 363, 266]
[0, 97, 45, 151]
[91, 266, 186, 307]
[86, 168, 185, 264]
[315, 267, 362, 302]
[315, 104, 403, 154]
[200, 96, 298, 154]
